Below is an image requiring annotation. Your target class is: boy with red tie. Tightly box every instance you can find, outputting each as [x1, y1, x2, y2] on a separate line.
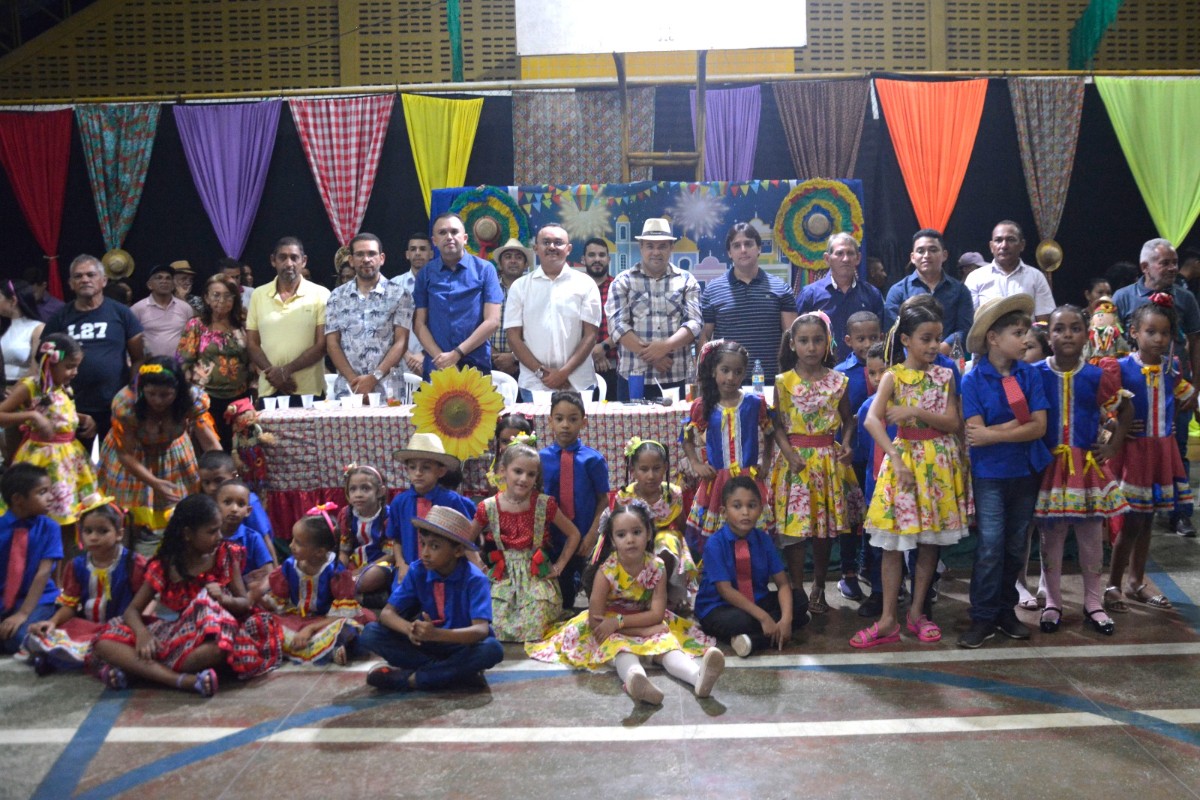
[0, 465, 62, 654]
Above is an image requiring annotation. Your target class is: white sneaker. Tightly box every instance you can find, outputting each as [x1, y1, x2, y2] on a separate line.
[731, 634, 753, 658]
[694, 648, 725, 697]
[625, 671, 663, 705]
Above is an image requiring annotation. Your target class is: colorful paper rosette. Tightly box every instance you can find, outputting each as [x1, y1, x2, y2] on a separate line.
[449, 186, 531, 259]
[773, 179, 865, 270]
[411, 367, 505, 461]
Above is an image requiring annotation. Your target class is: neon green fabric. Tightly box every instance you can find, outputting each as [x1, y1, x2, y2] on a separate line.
[1096, 78, 1200, 246]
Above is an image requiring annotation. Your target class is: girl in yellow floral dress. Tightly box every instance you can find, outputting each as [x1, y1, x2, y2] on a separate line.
[854, 303, 971, 648]
[770, 313, 862, 615]
[527, 502, 723, 705]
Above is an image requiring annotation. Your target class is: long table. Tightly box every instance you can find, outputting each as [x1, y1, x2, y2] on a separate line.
[258, 400, 696, 538]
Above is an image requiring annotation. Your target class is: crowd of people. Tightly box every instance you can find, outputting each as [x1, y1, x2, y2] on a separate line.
[0, 214, 1196, 704]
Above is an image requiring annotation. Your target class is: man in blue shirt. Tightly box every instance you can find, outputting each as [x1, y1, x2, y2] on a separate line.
[796, 232, 884, 363]
[412, 213, 504, 379]
[884, 229, 974, 351]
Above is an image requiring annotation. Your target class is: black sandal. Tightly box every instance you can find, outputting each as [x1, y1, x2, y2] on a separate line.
[1084, 608, 1115, 636]
[1039, 606, 1062, 633]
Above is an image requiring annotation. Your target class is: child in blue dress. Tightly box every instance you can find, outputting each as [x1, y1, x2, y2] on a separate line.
[337, 464, 391, 598]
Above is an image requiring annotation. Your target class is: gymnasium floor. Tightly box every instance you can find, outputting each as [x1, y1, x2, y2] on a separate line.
[3, 527, 1198, 800]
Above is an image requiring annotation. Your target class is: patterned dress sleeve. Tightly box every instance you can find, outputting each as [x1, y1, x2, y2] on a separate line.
[58, 559, 84, 610]
[683, 398, 708, 442]
[266, 565, 291, 608]
[1096, 357, 1126, 413]
[107, 388, 139, 450]
[176, 318, 201, 369]
[145, 559, 167, 595]
[755, 393, 773, 432]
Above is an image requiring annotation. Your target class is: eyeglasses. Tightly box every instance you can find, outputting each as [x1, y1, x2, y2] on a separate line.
[538, 240, 568, 249]
[206, 292, 233, 302]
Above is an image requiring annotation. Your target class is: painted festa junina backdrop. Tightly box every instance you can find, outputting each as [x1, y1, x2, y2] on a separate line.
[430, 179, 866, 291]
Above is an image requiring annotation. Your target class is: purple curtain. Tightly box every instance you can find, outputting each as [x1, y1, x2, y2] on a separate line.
[173, 100, 282, 259]
[689, 86, 761, 181]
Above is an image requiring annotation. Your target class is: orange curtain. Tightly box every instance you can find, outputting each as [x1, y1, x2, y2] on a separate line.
[875, 78, 988, 234]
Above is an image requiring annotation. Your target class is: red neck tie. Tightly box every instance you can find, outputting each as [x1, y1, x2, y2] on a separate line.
[559, 450, 576, 520]
[416, 497, 432, 519]
[1001, 375, 1032, 424]
[431, 581, 446, 625]
[733, 538, 755, 603]
[3, 526, 29, 614]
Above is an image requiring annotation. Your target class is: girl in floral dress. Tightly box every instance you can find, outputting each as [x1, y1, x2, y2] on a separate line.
[682, 340, 774, 559]
[854, 304, 971, 648]
[770, 313, 863, 615]
[0, 334, 99, 528]
[92, 494, 282, 697]
[471, 441, 581, 642]
[528, 501, 723, 705]
[598, 437, 697, 616]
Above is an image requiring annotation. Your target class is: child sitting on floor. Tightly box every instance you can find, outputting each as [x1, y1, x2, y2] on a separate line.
[0, 464, 62, 655]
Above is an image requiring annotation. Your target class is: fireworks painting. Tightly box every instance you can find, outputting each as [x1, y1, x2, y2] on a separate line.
[666, 186, 728, 240]
[557, 189, 612, 241]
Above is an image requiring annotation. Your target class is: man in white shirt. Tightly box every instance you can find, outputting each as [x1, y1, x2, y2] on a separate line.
[505, 224, 601, 399]
[964, 220, 1056, 321]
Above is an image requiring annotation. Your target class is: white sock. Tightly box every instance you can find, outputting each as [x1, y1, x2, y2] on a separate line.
[660, 649, 700, 686]
[614, 652, 643, 685]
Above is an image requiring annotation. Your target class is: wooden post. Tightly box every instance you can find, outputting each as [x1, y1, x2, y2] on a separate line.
[614, 52, 631, 183]
[694, 50, 708, 181]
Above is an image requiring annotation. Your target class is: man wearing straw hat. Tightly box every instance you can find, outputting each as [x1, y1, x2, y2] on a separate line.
[489, 236, 532, 378]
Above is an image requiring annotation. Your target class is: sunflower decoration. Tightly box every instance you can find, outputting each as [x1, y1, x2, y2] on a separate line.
[449, 186, 531, 260]
[411, 367, 505, 461]
[773, 179, 865, 270]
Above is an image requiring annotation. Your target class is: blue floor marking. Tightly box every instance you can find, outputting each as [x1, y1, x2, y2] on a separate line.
[1146, 557, 1200, 636]
[31, 692, 127, 800]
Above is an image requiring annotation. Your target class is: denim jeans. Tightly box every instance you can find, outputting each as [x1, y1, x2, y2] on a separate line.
[358, 622, 504, 690]
[1172, 409, 1191, 522]
[1, 602, 56, 654]
[969, 475, 1041, 624]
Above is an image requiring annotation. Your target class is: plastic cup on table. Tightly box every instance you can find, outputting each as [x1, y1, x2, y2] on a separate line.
[262, 396, 277, 411]
[276, 396, 291, 408]
[367, 392, 382, 407]
[340, 395, 359, 410]
[300, 394, 314, 408]
[531, 389, 554, 405]
[628, 374, 645, 401]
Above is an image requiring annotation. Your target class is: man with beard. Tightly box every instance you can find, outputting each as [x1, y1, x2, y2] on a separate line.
[582, 237, 617, 400]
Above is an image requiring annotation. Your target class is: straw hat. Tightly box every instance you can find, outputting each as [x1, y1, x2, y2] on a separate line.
[170, 260, 195, 275]
[966, 294, 1036, 354]
[492, 237, 533, 267]
[393, 431, 460, 470]
[412, 506, 478, 551]
[101, 248, 135, 280]
[634, 218, 677, 241]
[1035, 239, 1063, 272]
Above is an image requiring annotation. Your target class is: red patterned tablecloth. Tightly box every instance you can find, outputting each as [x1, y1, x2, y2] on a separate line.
[258, 400, 695, 538]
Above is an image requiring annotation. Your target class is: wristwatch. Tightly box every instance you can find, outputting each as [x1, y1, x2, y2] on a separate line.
[535, 366, 549, 379]
[371, 369, 385, 381]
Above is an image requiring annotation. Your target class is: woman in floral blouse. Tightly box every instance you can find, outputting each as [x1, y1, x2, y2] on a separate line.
[177, 275, 251, 448]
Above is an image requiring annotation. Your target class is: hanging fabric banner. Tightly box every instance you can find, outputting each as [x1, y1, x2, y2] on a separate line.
[689, 86, 761, 182]
[1095, 77, 1200, 246]
[401, 94, 483, 217]
[772, 80, 870, 181]
[75, 103, 161, 253]
[1069, 0, 1126, 70]
[0, 109, 72, 299]
[1008, 78, 1084, 244]
[290, 95, 395, 246]
[875, 78, 987, 235]
[173, 100, 282, 259]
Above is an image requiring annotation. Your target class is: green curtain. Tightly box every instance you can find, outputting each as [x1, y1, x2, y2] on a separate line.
[401, 94, 483, 216]
[75, 103, 160, 251]
[1095, 78, 1200, 245]
[1069, 0, 1125, 70]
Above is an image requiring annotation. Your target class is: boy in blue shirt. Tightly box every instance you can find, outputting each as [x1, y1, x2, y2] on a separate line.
[959, 295, 1050, 648]
[835, 310, 881, 602]
[360, 506, 503, 691]
[198, 450, 275, 557]
[216, 479, 276, 582]
[0, 464, 62, 654]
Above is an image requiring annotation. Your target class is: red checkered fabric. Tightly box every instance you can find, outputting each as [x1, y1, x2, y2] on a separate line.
[289, 96, 396, 246]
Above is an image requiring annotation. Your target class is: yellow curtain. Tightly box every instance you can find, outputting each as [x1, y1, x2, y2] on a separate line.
[401, 94, 484, 216]
[1095, 77, 1200, 245]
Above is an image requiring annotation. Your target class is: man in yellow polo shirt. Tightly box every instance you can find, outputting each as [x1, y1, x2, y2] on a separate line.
[246, 236, 331, 402]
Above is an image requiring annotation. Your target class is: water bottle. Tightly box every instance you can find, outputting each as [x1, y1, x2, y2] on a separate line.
[752, 359, 764, 395]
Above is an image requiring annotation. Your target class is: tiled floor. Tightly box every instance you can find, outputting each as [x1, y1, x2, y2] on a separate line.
[3, 526, 1199, 800]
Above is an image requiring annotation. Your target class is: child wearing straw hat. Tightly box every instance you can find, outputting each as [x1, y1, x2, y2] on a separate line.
[359, 506, 503, 692]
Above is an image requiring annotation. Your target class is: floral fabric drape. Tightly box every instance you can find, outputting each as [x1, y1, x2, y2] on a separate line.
[75, 103, 161, 252]
[875, 78, 988, 234]
[173, 100, 282, 259]
[0, 109, 73, 298]
[1008, 78, 1084, 243]
[290, 95, 395, 246]
[401, 94, 483, 217]
[690, 86, 761, 182]
[772, 80, 870, 180]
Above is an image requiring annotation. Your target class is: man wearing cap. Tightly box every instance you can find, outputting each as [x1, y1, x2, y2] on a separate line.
[604, 218, 702, 401]
[412, 213, 503, 379]
[44, 254, 145, 444]
[796, 232, 884, 363]
[131, 264, 195, 359]
[170, 260, 205, 315]
[884, 229, 973, 350]
[324, 232, 411, 400]
[583, 238, 618, 401]
[504, 225, 601, 399]
[1112, 238, 1200, 537]
[390, 233, 434, 375]
[964, 221, 1056, 321]
[489, 237, 531, 379]
[246, 236, 331, 402]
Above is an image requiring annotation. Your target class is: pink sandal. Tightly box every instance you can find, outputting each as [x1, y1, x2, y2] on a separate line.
[849, 622, 901, 649]
[906, 614, 942, 643]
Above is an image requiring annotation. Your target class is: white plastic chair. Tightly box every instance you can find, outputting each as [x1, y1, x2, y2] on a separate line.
[401, 372, 424, 404]
[490, 371, 519, 405]
[592, 373, 607, 403]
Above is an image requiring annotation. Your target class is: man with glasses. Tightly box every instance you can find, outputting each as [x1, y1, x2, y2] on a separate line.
[43, 254, 145, 444]
[325, 232, 411, 400]
[964, 220, 1056, 322]
[505, 224, 601, 399]
[412, 213, 503, 378]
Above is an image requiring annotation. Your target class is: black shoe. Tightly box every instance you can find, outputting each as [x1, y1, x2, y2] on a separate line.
[957, 621, 995, 649]
[858, 593, 883, 618]
[1084, 608, 1116, 636]
[32, 655, 54, 677]
[367, 665, 413, 691]
[1039, 606, 1061, 634]
[1175, 517, 1197, 537]
[996, 612, 1032, 640]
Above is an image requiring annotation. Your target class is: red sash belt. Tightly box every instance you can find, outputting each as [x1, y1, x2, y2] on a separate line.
[897, 427, 940, 441]
[788, 434, 835, 448]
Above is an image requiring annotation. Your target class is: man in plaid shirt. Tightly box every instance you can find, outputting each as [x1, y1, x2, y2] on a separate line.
[604, 218, 702, 401]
